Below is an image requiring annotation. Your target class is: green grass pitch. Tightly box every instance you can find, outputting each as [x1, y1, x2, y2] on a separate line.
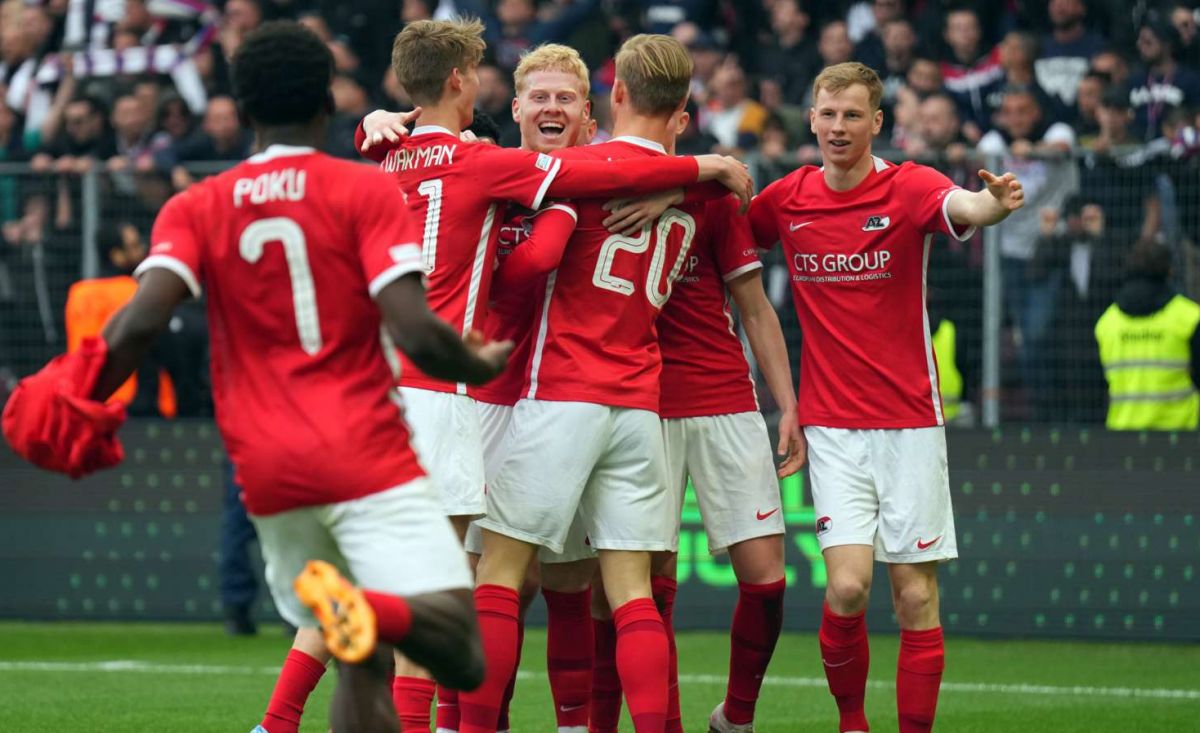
[0, 623, 1195, 731]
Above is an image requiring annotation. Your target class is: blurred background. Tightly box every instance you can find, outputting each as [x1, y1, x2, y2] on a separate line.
[0, 0, 1197, 644]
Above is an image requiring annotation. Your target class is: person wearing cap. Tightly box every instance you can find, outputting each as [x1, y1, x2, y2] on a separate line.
[1128, 17, 1200, 140]
[1080, 86, 1162, 243]
[1095, 240, 1200, 430]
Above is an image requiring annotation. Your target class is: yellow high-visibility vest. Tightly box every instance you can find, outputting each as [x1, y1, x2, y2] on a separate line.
[1094, 294, 1200, 430]
[932, 318, 963, 422]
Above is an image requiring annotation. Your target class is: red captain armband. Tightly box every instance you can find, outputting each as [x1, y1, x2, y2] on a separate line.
[2, 337, 127, 479]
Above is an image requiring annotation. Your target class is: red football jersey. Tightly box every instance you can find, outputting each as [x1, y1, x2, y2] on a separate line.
[136, 145, 426, 515]
[748, 157, 974, 429]
[522, 137, 707, 412]
[369, 125, 702, 395]
[658, 194, 762, 419]
[472, 204, 578, 407]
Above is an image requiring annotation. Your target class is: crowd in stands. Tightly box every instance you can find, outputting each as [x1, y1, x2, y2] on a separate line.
[1, 0, 1199, 423]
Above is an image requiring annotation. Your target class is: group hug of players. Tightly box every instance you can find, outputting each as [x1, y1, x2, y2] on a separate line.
[1, 14, 1025, 733]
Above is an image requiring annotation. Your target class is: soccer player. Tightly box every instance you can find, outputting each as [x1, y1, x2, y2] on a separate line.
[358, 18, 750, 729]
[462, 34, 719, 733]
[2, 22, 516, 733]
[748, 62, 1024, 733]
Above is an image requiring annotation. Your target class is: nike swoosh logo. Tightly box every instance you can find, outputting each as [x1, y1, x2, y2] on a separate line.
[756, 508, 779, 521]
[559, 704, 586, 713]
[822, 658, 853, 668]
[917, 536, 942, 550]
[790, 221, 814, 231]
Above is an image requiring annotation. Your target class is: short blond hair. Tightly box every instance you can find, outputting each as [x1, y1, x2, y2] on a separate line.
[812, 62, 884, 111]
[514, 44, 590, 96]
[391, 18, 486, 105]
[614, 34, 693, 116]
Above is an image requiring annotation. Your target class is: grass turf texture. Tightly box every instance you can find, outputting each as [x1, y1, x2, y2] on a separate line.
[0, 623, 1195, 731]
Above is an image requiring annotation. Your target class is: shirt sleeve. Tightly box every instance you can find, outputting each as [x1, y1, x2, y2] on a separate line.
[900, 163, 976, 241]
[546, 150, 700, 201]
[747, 179, 783, 249]
[707, 195, 763, 282]
[136, 189, 203, 298]
[492, 203, 578, 294]
[353, 172, 425, 298]
[476, 145, 569, 211]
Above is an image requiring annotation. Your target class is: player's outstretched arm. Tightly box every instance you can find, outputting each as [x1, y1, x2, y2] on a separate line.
[946, 169, 1025, 228]
[377, 273, 513, 385]
[728, 269, 805, 475]
[543, 153, 752, 210]
[93, 269, 191, 401]
[354, 107, 422, 161]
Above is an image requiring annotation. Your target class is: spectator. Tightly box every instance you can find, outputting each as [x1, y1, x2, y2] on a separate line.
[905, 92, 970, 163]
[889, 83, 922, 151]
[747, 111, 799, 186]
[458, 0, 602, 72]
[1090, 47, 1132, 88]
[326, 73, 373, 159]
[977, 87, 1076, 409]
[993, 31, 1062, 126]
[852, 0, 907, 72]
[159, 95, 252, 190]
[673, 98, 719, 156]
[1129, 19, 1200, 140]
[1073, 70, 1107, 144]
[755, 0, 820, 107]
[141, 94, 195, 172]
[1170, 3, 1200, 70]
[906, 56, 944, 96]
[30, 95, 116, 175]
[476, 63, 520, 147]
[940, 7, 1004, 142]
[702, 61, 768, 153]
[106, 93, 154, 175]
[817, 19, 854, 70]
[1081, 87, 1162, 243]
[876, 18, 919, 131]
[1034, 0, 1106, 108]
[1095, 240, 1200, 430]
[673, 25, 724, 107]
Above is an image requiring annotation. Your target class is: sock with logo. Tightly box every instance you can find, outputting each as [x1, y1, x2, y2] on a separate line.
[819, 602, 870, 732]
[589, 617, 622, 733]
[650, 576, 681, 733]
[435, 685, 459, 733]
[614, 597, 669, 733]
[897, 627, 945, 733]
[543, 587, 594, 729]
[392, 676, 435, 733]
[458, 585, 521, 733]
[260, 648, 327, 733]
[724, 578, 786, 724]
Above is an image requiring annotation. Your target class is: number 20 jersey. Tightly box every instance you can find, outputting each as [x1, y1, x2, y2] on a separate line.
[137, 146, 426, 516]
[520, 137, 706, 412]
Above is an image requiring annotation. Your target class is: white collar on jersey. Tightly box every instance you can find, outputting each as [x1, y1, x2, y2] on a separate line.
[411, 124, 456, 137]
[818, 155, 891, 173]
[610, 135, 667, 154]
[247, 144, 316, 163]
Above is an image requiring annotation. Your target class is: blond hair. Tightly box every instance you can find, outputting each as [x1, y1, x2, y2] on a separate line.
[811, 62, 884, 111]
[514, 44, 590, 96]
[391, 18, 486, 105]
[614, 34, 693, 116]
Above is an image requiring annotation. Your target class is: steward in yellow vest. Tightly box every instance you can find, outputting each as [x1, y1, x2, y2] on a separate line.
[931, 318, 963, 422]
[1094, 242, 1200, 430]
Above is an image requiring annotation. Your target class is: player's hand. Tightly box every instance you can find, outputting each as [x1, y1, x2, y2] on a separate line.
[602, 189, 684, 235]
[776, 409, 806, 477]
[696, 154, 754, 213]
[463, 330, 514, 380]
[978, 169, 1024, 213]
[360, 107, 423, 152]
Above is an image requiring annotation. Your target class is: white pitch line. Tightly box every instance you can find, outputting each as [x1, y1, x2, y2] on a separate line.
[1, 660, 1197, 702]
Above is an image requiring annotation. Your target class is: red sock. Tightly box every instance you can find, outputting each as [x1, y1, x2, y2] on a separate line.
[897, 627, 945, 733]
[543, 587, 594, 729]
[651, 577, 681, 733]
[459, 585, 520, 733]
[589, 618, 622, 733]
[496, 622, 525, 731]
[614, 597, 669, 733]
[819, 602, 870, 732]
[362, 589, 414, 643]
[435, 685, 459, 732]
[393, 676, 436, 733]
[724, 578, 786, 725]
[261, 648, 326, 733]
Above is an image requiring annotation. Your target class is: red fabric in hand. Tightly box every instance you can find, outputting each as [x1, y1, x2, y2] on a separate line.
[2, 337, 126, 478]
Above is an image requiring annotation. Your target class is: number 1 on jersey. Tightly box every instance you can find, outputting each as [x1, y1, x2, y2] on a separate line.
[239, 217, 323, 356]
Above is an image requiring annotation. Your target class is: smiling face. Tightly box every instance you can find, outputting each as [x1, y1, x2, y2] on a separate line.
[810, 82, 882, 171]
[514, 69, 590, 153]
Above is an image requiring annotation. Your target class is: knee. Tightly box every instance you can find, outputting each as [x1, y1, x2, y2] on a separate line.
[826, 575, 871, 614]
[893, 579, 938, 626]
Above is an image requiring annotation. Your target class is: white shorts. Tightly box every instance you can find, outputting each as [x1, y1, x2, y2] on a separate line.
[468, 400, 598, 564]
[251, 479, 473, 628]
[401, 386, 486, 517]
[805, 426, 958, 564]
[663, 412, 785, 554]
[476, 399, 673, 554]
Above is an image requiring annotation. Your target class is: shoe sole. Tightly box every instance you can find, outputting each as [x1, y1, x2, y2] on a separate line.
[293, 560, 377, 664]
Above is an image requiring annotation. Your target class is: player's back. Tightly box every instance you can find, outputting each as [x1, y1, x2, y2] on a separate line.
[143, 147, 424, 514]
[524, 138, 705, 412]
